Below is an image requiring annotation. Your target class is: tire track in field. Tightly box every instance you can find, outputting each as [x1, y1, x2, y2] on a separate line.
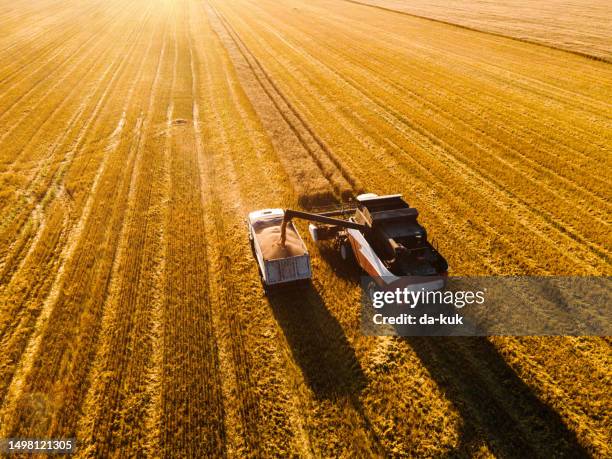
[214, 1, 550, 277]
[0, 3, 156, 436]
[191, 4, 323, 455]
[197, 11, 263, 454]
[256, 42, 608, 450]
[215, 3, 608, 454]
[208, 6, 592, 450]
[216, 10, 362, 194]
[207, 2, 359, 207]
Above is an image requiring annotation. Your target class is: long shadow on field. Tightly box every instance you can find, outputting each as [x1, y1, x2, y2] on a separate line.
[267, 285, 366, 400]
[406, 337, 590, 458]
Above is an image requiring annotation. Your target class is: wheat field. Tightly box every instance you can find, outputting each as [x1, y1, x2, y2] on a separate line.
[0, 0, 610, 457]
[351, 0, 612, 61]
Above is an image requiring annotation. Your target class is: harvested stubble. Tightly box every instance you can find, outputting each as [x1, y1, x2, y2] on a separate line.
[0, 0, 610, 457]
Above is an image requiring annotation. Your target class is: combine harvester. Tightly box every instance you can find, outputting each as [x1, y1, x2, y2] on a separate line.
[248, 193, 448, 290]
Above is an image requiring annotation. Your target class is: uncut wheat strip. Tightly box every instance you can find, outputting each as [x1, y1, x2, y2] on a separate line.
[158, 22, 229, 457]
[0, 3, 156, 436]
[201, 5, 331, 453]
[75, 14, 170, 458]
[191, 2, 320, 457]
[213, 6, 361, 193]
[225, 3, 612, 272]
[207, 6, 389, 455]
[213, 4, 604, 276]
[199, 11, 264, 455]
[154, 17, 217, 457]
[195, 7, 325, 455]
[0, 0, 148, 281]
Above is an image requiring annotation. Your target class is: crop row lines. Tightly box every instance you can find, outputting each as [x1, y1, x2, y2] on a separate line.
[0, 1, 156, 437]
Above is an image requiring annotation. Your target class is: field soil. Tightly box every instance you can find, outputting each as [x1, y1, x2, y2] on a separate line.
[0, 0, 610, 457]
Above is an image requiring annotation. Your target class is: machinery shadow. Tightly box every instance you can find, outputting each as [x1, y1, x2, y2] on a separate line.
[267, 285, 367, 400]
[406, 336, 591, 458]
[316, 243, 362, 282]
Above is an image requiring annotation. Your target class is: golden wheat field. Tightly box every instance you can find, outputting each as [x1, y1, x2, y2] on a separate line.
[353, 0, 612, 61]
[0, 0, 610, 457]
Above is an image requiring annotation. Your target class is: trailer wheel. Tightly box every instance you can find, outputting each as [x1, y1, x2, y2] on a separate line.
[340, 242, 353, 261]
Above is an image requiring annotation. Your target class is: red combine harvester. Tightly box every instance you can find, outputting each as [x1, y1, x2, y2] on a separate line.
[248, 193, 448, 290]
